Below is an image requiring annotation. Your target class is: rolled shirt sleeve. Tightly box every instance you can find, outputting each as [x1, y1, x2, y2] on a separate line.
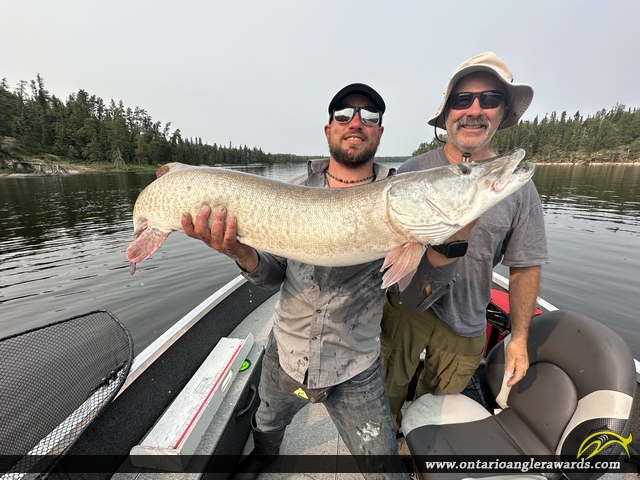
[240, 250, 288, 290]
[394, 254, 459, 311]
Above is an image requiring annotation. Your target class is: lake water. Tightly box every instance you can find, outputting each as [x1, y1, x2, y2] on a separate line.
[1, 163, 639, 358]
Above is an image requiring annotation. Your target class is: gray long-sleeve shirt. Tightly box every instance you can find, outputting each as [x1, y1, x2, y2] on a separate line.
[242, 159, 456, 389]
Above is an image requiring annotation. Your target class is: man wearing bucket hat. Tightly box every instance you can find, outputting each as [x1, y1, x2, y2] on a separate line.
[380, 52, 549, 432]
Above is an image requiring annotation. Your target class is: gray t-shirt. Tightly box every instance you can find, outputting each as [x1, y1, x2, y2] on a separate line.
[398, 147, 550, 337]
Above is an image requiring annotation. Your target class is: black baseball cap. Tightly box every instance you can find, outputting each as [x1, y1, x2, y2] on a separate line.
[328, 83, 386, 114]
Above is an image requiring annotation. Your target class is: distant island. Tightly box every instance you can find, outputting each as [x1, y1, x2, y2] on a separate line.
[1, 75, 638, 176]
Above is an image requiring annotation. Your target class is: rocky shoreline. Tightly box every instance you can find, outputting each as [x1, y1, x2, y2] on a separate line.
[2, 159, 640, 178]
[537, 161, 640, 166]
[0, 159, 149, 178]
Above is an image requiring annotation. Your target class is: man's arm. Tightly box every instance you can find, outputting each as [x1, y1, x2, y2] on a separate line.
[397, 220, 477, 310]
[424, 219, 477, 284]
[505, 265, 541, 387]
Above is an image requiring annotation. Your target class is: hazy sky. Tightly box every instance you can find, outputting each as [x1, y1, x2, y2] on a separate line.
[3, 0, 639, 157]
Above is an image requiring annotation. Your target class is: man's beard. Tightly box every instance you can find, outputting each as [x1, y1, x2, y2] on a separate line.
[328, 138, 380, 168]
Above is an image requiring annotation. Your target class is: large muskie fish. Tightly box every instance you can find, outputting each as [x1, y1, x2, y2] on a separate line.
[126, 149, 534, 289]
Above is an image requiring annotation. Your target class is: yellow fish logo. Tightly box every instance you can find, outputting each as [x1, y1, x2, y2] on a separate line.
[293, 388, 308, 400]
[577, 431, 632, 459]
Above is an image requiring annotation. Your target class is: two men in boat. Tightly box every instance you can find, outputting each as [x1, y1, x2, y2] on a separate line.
[183, 51, 548, 477]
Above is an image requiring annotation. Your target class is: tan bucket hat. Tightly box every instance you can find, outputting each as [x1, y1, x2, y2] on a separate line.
[428, 52, 534, 131]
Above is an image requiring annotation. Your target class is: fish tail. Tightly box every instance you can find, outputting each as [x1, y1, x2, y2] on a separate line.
[126, 227, 171, 273]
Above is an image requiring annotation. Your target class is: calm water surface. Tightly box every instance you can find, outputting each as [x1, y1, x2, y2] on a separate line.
[1, 163, 639, 357]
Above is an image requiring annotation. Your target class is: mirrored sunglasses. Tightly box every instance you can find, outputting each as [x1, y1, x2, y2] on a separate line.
[332, 105, 381, 126]
[448, 90, 506, 110]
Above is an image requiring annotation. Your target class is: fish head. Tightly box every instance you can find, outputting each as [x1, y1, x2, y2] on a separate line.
[387, 148, 535, 245]
[444, 148, 535, 222]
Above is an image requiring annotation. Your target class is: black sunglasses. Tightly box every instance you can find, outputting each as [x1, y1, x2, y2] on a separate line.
[331, 105, 381, 126]
[448, 90, 507, 110]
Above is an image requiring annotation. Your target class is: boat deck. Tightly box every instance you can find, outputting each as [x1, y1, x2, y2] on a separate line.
[114, 290, 638, 480]
[243, 400, 390, 480]
[232, 295, 637, 480]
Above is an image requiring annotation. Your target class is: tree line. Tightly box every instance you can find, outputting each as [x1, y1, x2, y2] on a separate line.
[0, 75, 322, 168]
[413, 104, 640, 163]
[2, 75, 638, 167]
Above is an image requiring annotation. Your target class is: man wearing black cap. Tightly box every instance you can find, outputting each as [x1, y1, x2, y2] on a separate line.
[182, 83, 455, 479]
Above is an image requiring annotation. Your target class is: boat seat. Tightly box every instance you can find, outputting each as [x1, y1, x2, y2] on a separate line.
[0, 310, 133, 476]
[403, 310, 636, 480]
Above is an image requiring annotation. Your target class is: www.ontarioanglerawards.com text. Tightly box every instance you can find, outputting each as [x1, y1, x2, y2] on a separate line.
[421, 457, 621, 474]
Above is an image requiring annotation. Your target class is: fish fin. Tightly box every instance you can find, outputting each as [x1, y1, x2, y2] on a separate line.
[156, 162, 189, 178]
[380, 242, 424, 290]
[125, 227, 170, 272]
[402, 223, 460, 246]
[395, 269, 418, 292]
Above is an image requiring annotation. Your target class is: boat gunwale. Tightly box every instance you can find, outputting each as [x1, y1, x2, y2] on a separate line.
[116, 275, 247, 397]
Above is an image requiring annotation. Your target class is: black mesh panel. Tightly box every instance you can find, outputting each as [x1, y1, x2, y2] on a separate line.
[0, 310, 133, 475]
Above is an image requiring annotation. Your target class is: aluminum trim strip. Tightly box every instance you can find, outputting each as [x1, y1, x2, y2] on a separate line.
[116, 275, 247, 396]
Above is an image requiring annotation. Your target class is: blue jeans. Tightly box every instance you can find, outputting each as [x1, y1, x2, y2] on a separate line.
[255, 330, 409, 480]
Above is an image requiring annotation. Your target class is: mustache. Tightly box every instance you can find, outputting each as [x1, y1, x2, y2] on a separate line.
[456, 116, 490, 129]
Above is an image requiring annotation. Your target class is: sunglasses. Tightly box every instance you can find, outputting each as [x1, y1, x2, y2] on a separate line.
[331, 105, 381, 126]
[448, 90, 506, 110]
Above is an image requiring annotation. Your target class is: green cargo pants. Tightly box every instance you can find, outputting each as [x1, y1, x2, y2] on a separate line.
[380, 292, 485, 427]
